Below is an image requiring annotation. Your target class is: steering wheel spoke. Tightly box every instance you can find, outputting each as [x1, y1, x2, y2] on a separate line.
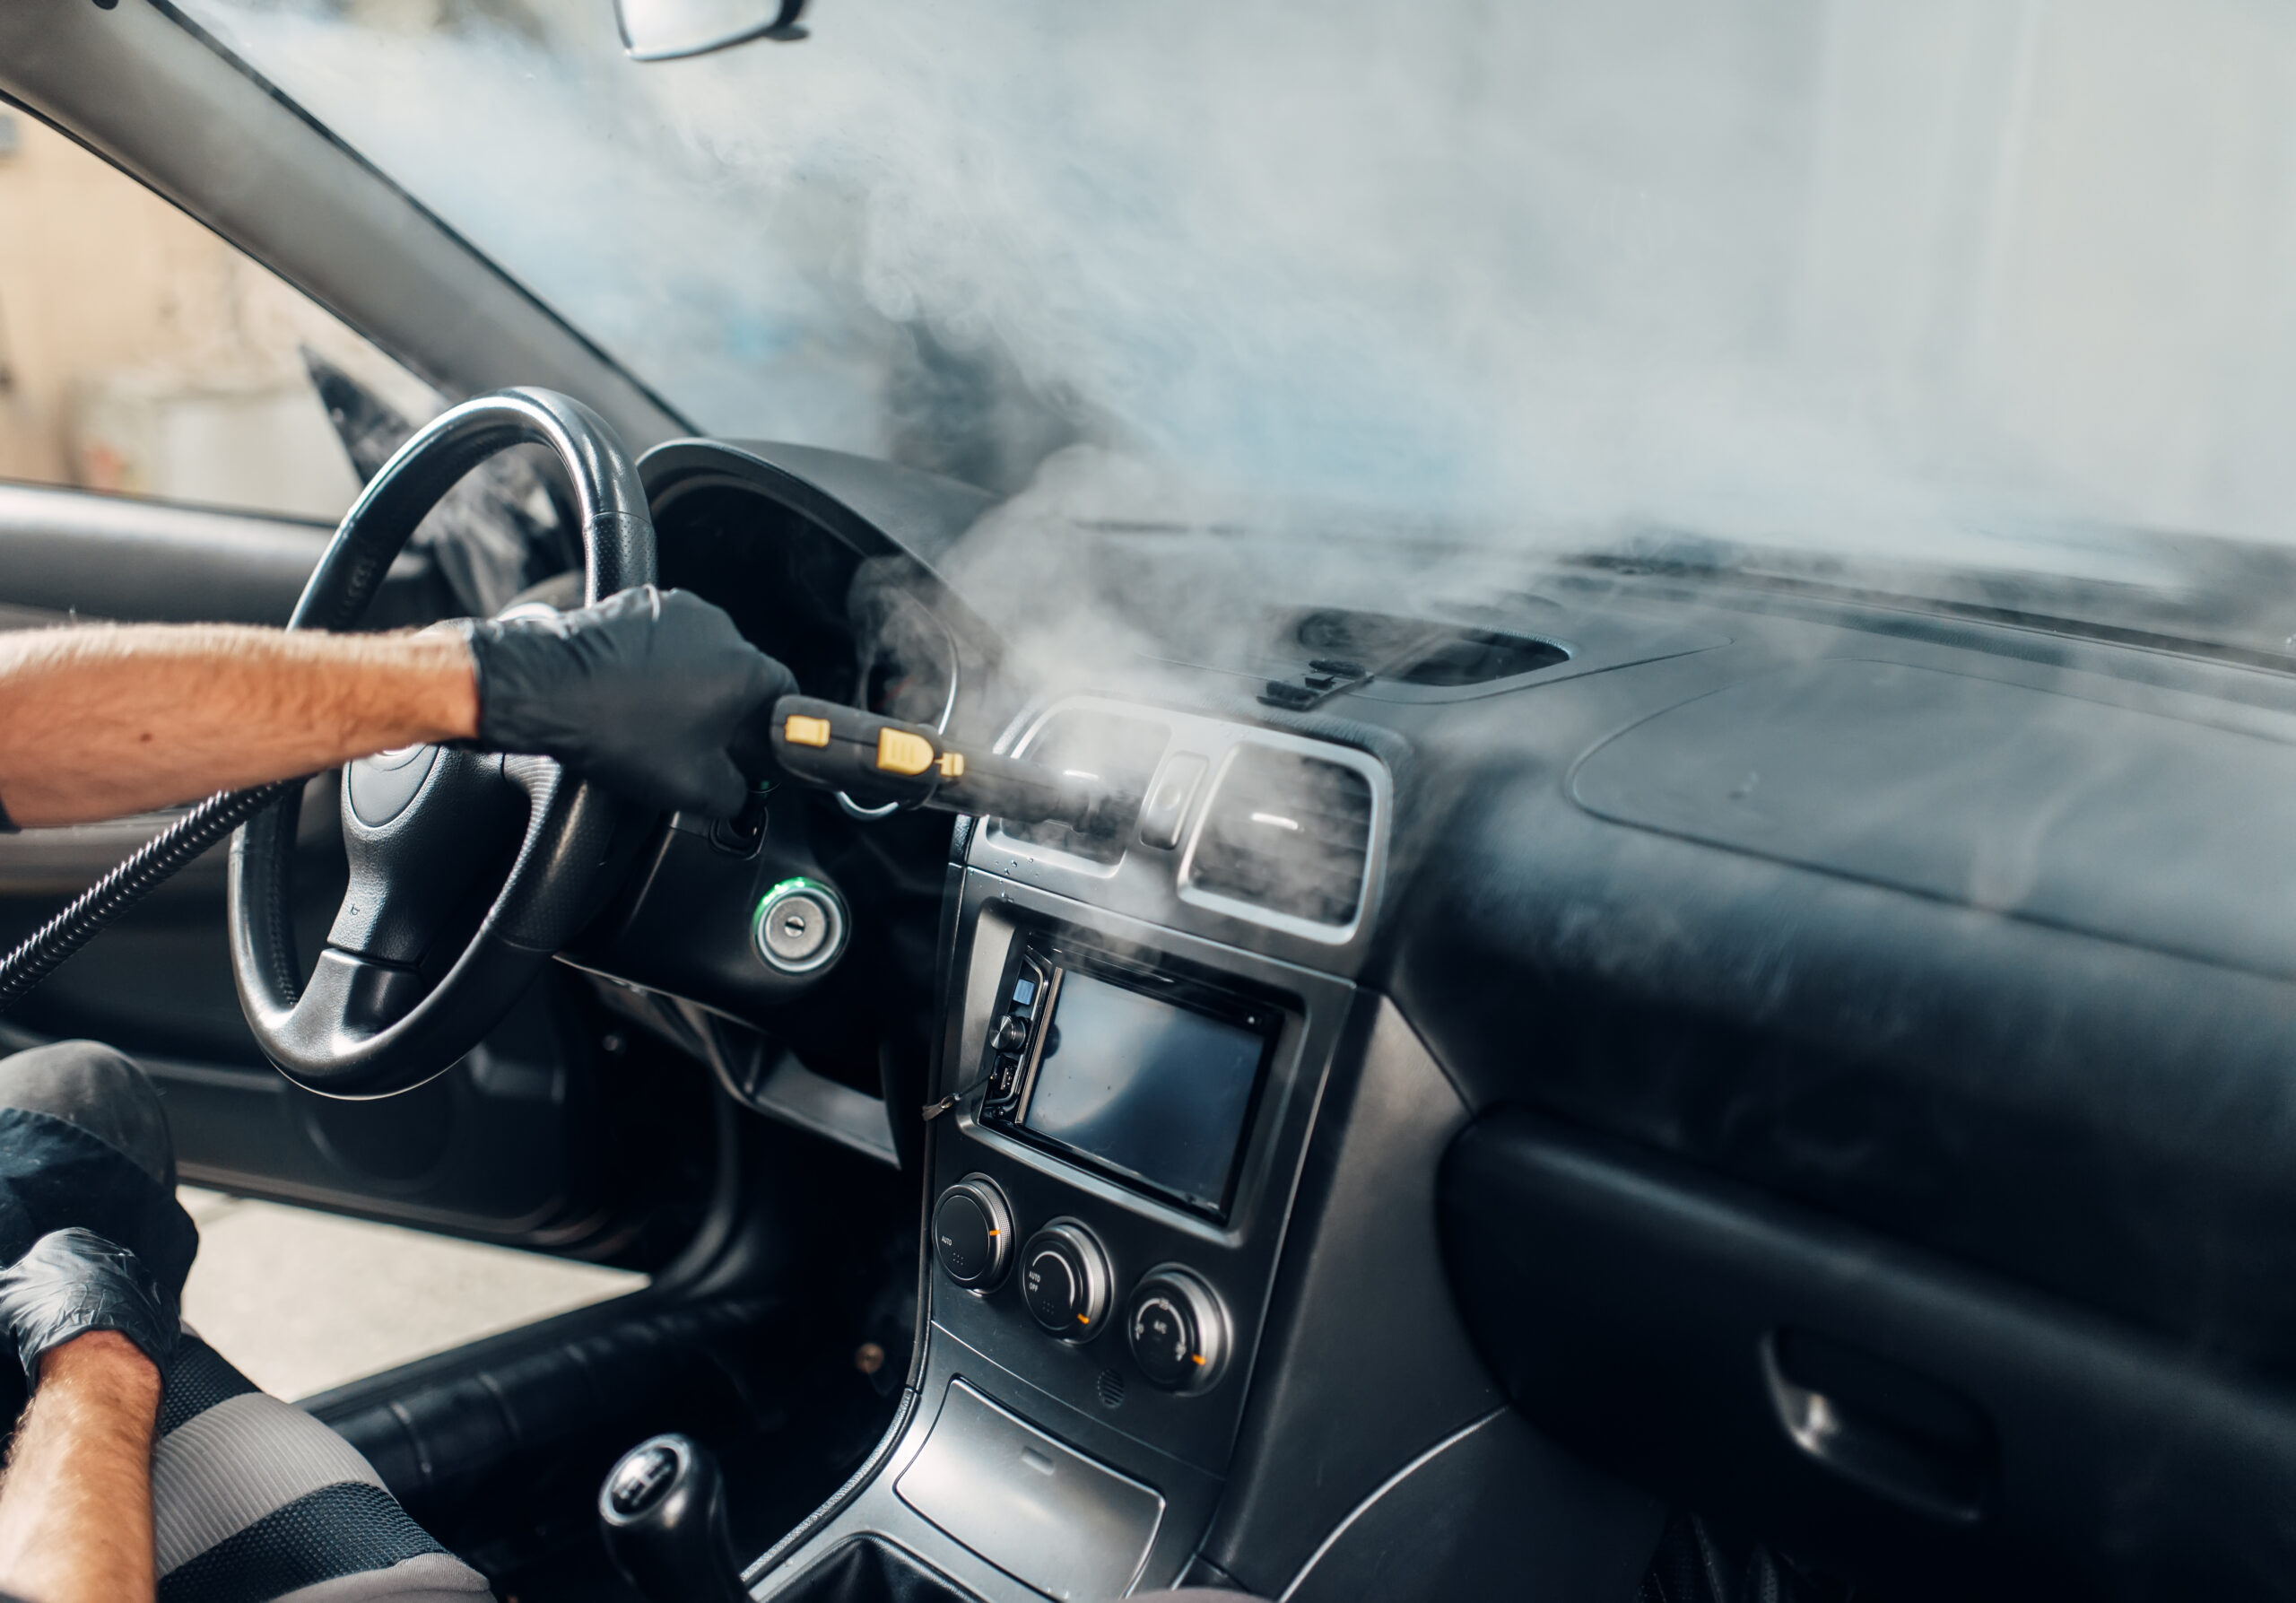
[228, 389, 657, 1097]
[282, 950, 429, 1055]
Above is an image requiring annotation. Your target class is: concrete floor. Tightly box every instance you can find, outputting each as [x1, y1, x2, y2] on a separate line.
[178, 1187, 647, 1401]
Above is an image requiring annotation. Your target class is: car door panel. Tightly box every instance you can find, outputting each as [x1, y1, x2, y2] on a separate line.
[1441, 1109, 2296, 1601]
[0, 480, 440, 626]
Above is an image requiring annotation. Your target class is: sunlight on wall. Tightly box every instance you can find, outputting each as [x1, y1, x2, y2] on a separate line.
[0, 109, 436, 518]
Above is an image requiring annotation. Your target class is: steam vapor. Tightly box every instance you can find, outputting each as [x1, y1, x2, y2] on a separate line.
[183, 0, 2296, 579]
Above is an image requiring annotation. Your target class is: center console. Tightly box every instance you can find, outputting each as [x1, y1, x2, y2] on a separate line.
[748, 701, 1384, 1601]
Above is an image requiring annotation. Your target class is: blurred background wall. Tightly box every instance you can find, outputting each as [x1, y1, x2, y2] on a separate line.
[0, 105, 436, 520]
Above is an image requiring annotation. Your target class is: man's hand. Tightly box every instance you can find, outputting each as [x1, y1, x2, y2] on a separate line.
[0, 587, 796, 828]
[0, 1233, 173, 1603]
[0, 1331, 161, 1603]
[0, 1228, 179, 1386]
[0, 623, 478, 828]
[458, 586, 794, 818]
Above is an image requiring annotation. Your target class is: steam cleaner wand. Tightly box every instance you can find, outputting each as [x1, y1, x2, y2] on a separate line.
[752, 695, 1138, 836]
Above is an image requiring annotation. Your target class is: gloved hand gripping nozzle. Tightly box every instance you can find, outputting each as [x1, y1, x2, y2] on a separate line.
[458, 586, 796, 820]
[458, 590, 1130, 836]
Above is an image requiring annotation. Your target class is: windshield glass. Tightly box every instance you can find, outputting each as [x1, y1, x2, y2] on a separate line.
[178, 1, 2296, 574]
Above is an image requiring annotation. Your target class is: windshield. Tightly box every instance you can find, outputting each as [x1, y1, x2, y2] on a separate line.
[177, 1, 2296, 575]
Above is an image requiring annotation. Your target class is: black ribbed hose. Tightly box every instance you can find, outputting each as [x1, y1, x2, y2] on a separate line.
[0, 778, 303, 1015]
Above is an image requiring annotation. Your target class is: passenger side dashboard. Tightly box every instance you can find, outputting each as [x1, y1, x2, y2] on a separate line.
[620, 438, 2296, 1599]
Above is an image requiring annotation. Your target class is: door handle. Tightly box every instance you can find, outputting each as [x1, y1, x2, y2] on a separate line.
[1761, 1327, 1995, 1525]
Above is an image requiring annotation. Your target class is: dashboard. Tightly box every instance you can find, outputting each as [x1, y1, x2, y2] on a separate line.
[558, 436, 2296, 1601]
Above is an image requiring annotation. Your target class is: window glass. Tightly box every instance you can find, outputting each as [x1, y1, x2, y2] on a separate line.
[0, 107, 441, 520]
[170, 0, 2296, 553]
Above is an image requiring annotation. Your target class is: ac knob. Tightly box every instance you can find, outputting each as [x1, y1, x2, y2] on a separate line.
[932, 1175, 1013, 1291]
[1020, 1221, 1113, 1343]
[1126, 1268, 1228, 1392]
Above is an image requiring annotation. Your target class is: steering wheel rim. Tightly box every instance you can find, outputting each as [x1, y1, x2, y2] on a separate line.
[228, 388, 656, 1098]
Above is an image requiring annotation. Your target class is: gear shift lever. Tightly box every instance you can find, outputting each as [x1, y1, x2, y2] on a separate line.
[598, 1433, 752, 1602]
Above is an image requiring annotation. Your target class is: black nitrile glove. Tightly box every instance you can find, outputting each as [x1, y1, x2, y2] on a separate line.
[457, 586, 795, 819]
[0, 1228, 178, 1387]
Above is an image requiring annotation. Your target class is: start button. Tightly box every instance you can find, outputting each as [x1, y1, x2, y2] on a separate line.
[752, 877, 848, 975]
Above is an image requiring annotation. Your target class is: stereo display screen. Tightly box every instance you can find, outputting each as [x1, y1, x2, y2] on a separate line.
[1020, 969, 1271, 1214]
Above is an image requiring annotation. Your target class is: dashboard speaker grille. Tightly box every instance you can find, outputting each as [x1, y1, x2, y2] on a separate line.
[1190, 746, 1373, 927]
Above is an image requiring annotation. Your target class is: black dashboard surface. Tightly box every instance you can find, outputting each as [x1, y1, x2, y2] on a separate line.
[649, 440, 2296, 1369]
[1385, 616, 2296, 1372]
[640, 440, 2296, 1592]
[1572, 655, 2296, 980]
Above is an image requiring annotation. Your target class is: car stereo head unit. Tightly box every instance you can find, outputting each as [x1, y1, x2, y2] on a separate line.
[974, 934, 1282, 1219]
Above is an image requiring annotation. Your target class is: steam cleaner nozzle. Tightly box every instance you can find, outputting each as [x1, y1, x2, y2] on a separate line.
[746, 695, 1136, 837]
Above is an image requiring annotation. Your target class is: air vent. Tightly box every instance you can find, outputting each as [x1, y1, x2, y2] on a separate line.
[1257, 609, 1570, 708]
[996, 709, 1170, 866]
[1188, 745, 1374, 928]
[1394, 628, 1568, 686]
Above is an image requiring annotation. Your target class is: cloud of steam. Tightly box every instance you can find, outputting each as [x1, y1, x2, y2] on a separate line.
[182, 0, 2296, 569]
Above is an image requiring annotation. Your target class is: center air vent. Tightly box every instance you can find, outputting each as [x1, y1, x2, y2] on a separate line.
[998, 709, 1170, 867]
[1187, 745, 1374, 928]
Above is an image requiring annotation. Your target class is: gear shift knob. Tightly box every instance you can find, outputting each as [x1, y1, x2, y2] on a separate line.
[598, 1433, 752, 1603]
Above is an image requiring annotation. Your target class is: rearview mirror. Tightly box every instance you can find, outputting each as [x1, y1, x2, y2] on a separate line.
[614, 0, 808, 61]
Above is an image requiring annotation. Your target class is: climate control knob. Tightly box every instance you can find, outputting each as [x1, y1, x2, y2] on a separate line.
[1126, 1268, 1228, 1392]
[932, 1176, 1013, 1291]
[1020, 1222, 1113, 1342]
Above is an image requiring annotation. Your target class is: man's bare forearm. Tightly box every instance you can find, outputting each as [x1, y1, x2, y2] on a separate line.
[0, 624, 479, 828]
[0, 1331, 161, 1603]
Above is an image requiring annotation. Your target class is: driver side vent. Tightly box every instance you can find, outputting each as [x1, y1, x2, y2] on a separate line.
[1188, 745, 1374, 928]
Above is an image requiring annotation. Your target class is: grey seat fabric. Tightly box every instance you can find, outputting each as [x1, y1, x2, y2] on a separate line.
[153, 1328, 491, 1603]
[1126, 1592, 1272, 1600]
[0, 1041, 492, 1603]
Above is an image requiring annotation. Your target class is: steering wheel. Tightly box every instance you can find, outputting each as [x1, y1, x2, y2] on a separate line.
[229, 388, 654, 1099]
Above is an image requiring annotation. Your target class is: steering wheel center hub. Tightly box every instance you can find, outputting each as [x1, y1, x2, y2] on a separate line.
[345, 743, 440, 827]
